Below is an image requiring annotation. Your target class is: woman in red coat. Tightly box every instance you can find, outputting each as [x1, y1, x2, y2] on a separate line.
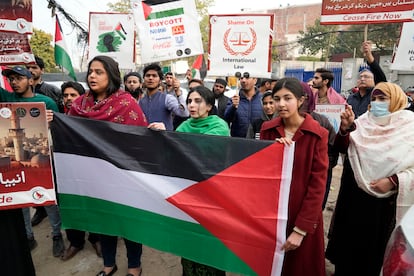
[260, 77, 328, 275]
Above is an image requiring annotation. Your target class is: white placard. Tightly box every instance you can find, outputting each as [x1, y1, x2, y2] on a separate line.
[208, 14, 273, 77]
[315, 104, 346, 133]
[390, 22, 414, 71]
[132, 0, 203, 64]
[89, 13, 135, 70]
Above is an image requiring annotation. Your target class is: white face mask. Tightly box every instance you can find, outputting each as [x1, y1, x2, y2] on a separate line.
[370, 101, 390, 117]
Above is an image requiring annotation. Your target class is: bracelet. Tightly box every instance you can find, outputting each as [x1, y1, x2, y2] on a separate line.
[293, 226, 307, 236]
[338, 129, 349, 136]
[388, 175, 399, 188]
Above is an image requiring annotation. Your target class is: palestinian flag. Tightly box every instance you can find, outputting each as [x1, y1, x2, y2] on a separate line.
[191, 54, 207, 80]
[114, 23, 127, 40]
[0, 66, 12, 91]
[50, 113, 294, 276]
[141, 0, 183, 20]
[54, 15, 77, 81]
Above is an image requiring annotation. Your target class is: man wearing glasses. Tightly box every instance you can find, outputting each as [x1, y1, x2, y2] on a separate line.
[347, 41, 387, 118]
[1, 66, 57, 110]
[224, 72, 263, 137]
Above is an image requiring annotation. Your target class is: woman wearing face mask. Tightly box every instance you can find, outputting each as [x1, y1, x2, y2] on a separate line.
[326, 82, 414, 276]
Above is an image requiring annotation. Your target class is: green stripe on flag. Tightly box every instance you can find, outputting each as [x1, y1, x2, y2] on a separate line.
[146, 8, 184, 20]
[59, 193, 256, 275]
[54, 45, 77, 81]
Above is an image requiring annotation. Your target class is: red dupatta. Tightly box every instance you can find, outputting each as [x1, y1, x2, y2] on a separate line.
[69, 90, 147, 126]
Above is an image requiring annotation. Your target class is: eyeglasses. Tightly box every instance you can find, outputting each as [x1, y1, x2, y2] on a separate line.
[358, 74, 373, 79]
[8, 75, 27, 82]
[235, 72, 250, 79]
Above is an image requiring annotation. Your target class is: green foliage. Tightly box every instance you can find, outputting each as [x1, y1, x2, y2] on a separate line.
[334, 23, 401, 56]
[29, 28, 59, 72]
[271, 40, 279, 62]
[298, 18, 402, 59]
[298, 18, 338, 60]
[296, 56, 321, 61]
[107, 0, 131, 12]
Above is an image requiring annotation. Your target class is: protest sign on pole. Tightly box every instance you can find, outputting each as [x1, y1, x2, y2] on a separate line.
[0, 0, 34, 65]
[208, 14, 273, 77]
[320, 0, 414, 25]
[132, 0, 203, 64]
[0, 103, 56, 210]
[0, 32, 34, 65]
[0, 0, 32, 34]
[390, 22, 414, 71]
[89, 13, 136, 70]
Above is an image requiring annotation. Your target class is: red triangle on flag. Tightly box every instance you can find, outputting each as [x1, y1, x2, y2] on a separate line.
[192, 54, 203, 70]
[142, 2, 152, 19]
[55, 16, 63, 42]
[167, 143, 286, 275]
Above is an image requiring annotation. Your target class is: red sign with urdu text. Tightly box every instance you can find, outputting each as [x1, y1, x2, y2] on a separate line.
[0, 102, 56, 210]
[321, 0, 414, 25]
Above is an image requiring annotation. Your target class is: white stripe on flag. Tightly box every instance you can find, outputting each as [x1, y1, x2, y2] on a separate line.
[271, 143, 294, 276]
[54, 153, 198, 223]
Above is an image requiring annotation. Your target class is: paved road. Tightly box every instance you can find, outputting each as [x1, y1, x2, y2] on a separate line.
[31, 166, 342, 275]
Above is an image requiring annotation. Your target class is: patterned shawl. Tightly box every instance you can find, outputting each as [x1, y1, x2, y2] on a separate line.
[348, 110, 414, 220]
[69, 90, 147, 126]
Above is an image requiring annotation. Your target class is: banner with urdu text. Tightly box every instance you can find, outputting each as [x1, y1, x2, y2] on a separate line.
[321, 0, 414, 25]
[0, 0, 32, 34]
[0, 102, 56, 210]
[51, 113, 294, 276]
[131, 0, 203, 64]
[0, 0, 34, 65]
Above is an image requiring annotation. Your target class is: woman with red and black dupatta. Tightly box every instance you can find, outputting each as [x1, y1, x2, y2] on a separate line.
[69, 55, 147, 276]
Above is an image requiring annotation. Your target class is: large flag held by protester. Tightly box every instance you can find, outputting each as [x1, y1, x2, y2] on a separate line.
[51, 113, 294, 276]
[320, 0, 414, 25]
[132, 0, 203, 63]
[0, 103, 56, 210]
[54, 15, 77, 81]
[390, 22, 414, 71]
[208, 14, 274, 78]
[88, 13, 136, 69]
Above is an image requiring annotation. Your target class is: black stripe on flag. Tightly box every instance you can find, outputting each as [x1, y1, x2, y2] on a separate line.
[51, 113, 274, 182]
[144, 0, 181, 5]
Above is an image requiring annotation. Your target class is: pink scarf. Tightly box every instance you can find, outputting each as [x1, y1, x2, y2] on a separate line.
[69, 90, 147, 126]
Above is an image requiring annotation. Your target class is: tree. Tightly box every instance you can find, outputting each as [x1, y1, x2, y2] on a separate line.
[334, 23, 401, 56]
[107, 0, 130, 12]
[297, 18, 338, 61]
[30, 28, 59, 72]
[271, 40, 279, 62]
[298, 18, 402, 59]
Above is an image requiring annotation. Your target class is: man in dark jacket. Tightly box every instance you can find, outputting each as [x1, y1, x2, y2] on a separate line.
[246, 91, 275, 139]
[347, 41, 387, 118]
[212, 78, 229, 119]
[224, 72, 263, 137]
[26, 56, 64, 113]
